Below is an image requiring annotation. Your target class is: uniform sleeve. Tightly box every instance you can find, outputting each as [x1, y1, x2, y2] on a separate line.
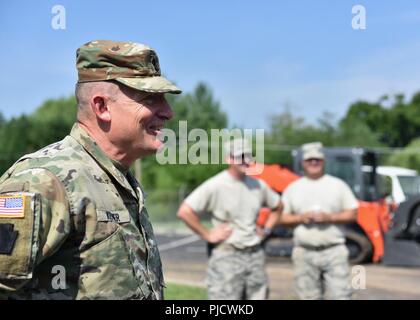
[260, 180, 281, 210]
[339, 180, 359, 211]
[183, 180, 214, 216]
[0, 166, 71, 296]
[281, 186, 293, 215]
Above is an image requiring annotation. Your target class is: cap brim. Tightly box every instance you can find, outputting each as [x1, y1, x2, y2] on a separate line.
[303, 152, 324, 160]
[231, 150, 253, 157]
[115, 76, 182, 94]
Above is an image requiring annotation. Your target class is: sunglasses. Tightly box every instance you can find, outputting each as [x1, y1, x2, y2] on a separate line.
[304, 158, 323, 163]
[232, 153, 253, 164]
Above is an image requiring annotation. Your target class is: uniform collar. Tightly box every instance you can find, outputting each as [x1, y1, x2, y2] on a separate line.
[69, 123, 139, 201]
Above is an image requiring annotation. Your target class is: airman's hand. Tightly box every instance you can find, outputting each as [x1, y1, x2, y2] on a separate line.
[300, 212, 315, 224]
[256, 226, 265, 239]
[206, 223, 233, 243]
[257, 226, 272, 239]
[311, 212, 332, 224]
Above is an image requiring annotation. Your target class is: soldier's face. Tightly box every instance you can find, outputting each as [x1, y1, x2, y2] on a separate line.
[228, 153, 253, 176]
[110, 87, 173, 158]
[302, 158, 324, 178]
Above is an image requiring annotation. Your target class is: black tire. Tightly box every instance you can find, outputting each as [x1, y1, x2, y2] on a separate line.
[345, 230, 373, 264]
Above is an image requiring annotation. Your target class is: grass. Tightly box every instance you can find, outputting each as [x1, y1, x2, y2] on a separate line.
[164, 283, 207, 300]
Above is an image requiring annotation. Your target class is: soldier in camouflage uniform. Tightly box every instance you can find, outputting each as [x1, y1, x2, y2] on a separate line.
[0, 40, 181, 299]
[280, 142, 358, 300]
[177, 139, 282, 300]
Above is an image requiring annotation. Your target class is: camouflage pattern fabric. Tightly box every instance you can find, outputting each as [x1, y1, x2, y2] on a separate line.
[0, 124, 164, 300]
[291, 244, 352, 300]
[206, 246, 268, 300]
[76, 40, 181, 94]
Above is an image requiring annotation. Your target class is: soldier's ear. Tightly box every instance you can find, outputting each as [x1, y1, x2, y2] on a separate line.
[91, 95, 111, 122]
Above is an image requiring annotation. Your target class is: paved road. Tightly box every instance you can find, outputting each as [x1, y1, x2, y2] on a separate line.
[157, 234, 420, 300]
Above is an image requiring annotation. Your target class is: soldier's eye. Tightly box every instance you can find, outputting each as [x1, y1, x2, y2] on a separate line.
[143, 98, 155, 105]
[143, 95, 163, 106]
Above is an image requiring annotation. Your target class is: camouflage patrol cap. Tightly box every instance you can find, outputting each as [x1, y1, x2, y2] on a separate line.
[76, 40, 181, 94]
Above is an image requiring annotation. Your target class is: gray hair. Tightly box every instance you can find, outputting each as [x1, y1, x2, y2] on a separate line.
[75, 81, 121, 119]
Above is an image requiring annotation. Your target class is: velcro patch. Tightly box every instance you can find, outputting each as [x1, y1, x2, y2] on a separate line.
[0, 223, 18, 255]
[0, 193, 38, 279]
[0, 195, 25, 218]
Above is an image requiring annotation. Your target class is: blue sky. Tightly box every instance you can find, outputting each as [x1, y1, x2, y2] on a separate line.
[1, 0, 419, 129]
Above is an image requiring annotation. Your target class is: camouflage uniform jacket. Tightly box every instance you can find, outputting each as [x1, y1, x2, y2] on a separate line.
[0, 124, 164, 299]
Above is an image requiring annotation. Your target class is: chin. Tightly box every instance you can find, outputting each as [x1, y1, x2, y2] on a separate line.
[143, 137, 164, 152]
[146, 144, 161, 154]
[136, 144, 160, 158]
[234, 167, 248, 176]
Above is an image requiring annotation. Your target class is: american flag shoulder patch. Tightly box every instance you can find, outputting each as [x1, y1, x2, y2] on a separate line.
[0, 195, 26, 218]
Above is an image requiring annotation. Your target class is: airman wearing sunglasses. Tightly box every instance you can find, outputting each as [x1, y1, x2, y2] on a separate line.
[177, 138, 282, 300]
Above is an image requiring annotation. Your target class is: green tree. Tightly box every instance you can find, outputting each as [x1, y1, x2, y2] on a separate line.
[0, 96, 77, 174]
[336, 117, 383, 147]
[141, 82, 228, 191]
[386, 138, 420, 171]
[30, 96, 77, 149]
[340, 92, 420, 147]
[0, 115, 34, 173]
[264, 109, 336, 165]
[342, 100, 386, 135]
[265, 106, 384, 165]
[165, 82, 227, 135]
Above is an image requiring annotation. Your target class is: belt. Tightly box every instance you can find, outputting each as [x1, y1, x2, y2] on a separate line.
[215, 243, 262, 253]
[297, 243, 342, 251]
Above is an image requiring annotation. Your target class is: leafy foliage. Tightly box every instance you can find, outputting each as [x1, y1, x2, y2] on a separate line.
[141, 82, 228, 191]
[0, 96, 77, 173]
[341, 93, 420, 147]
[386, 138, 420, 172]
[1, 85, 420, 192]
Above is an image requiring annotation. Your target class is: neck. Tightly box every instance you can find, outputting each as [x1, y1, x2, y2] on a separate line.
[306, 172, 324, 180]
[227, 166, 246, 181]
[77, 121, 133, 169]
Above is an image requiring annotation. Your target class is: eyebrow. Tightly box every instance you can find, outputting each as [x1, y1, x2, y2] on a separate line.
[134, 92, 163, 103]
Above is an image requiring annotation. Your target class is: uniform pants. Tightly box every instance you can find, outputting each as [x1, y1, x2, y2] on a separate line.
[206, 247, 268, 300]
[291, 244, 352, 300]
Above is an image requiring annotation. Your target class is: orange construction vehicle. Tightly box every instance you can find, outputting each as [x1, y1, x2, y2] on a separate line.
[253, 147, 420, 265]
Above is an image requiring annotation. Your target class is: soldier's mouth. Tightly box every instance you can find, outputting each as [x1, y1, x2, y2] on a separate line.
[147, 123, 164, 136]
